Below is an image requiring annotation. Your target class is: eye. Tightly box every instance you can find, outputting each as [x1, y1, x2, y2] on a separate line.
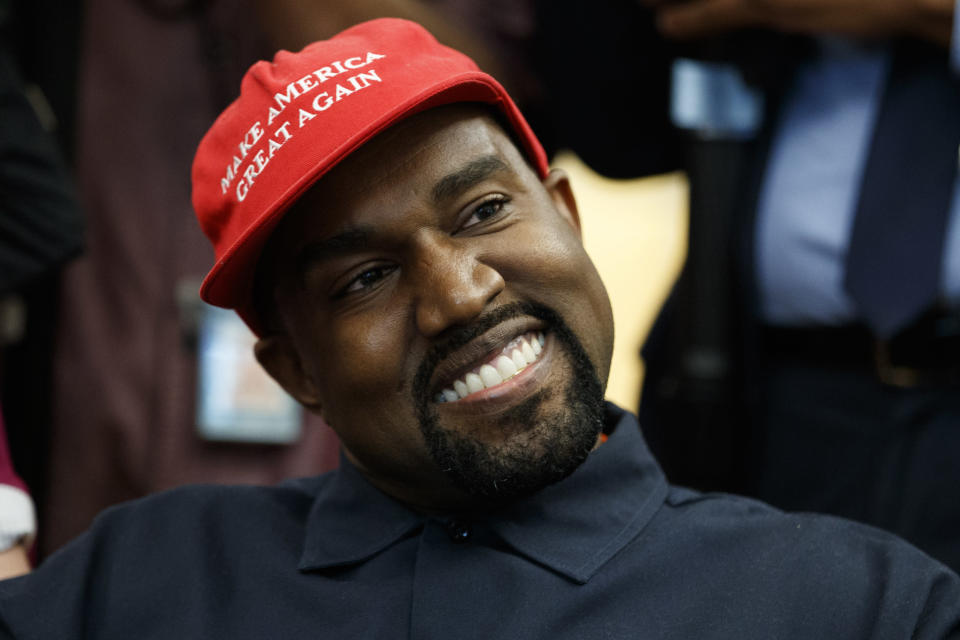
[460, 195, 510, 231]
[336, 264, 396, 298]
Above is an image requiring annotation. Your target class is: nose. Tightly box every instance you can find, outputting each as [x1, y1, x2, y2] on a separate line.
[412, 234, 504, 338]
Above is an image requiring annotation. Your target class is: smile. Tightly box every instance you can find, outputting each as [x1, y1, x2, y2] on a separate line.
[434, 331, 546, 403]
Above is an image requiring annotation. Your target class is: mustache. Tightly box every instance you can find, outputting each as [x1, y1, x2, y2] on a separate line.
[411, 301, 563, 405]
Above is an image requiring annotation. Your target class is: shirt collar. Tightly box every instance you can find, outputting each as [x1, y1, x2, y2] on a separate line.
[299, 403, 668, 584]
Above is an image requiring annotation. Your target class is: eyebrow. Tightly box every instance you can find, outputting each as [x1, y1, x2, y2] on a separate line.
[431, 155, 510, 204]
[293, 225, 375, 285]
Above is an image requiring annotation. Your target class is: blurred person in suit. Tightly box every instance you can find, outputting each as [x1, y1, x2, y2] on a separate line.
[534, 0, 960, 572]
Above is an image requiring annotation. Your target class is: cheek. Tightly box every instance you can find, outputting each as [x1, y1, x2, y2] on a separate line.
[308, 311, 432, 478]
[496, 221, 600, 296]
[491, 222, 615, 379]
[311, 310, 414, 418]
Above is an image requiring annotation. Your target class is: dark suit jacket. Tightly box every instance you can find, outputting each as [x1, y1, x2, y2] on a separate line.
[531, 1, 960, 493]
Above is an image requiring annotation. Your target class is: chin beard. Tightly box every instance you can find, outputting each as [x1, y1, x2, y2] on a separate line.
[413, 302, 606, 504]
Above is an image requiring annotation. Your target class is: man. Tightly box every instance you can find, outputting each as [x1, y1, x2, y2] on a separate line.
[0, 18, 958, 638]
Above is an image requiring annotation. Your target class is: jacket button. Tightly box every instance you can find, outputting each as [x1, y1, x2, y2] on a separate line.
[445, 519, 471, 543]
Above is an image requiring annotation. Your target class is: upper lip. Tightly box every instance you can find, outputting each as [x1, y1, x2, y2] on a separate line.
[428, 317, 545, 396]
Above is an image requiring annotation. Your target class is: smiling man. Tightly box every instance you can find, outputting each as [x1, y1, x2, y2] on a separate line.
[251, 102, 612, 511]
[0, 18, 958, 639]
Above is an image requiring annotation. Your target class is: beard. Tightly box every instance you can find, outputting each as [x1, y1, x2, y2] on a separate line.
[412, 301, 606, 504]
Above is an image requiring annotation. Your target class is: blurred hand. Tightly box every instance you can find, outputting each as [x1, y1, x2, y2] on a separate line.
[0, 545, 30, 580]
[640, 0, 953, 46]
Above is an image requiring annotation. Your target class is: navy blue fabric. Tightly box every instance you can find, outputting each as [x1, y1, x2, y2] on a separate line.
[844, 40, 960, 337]
[0, 404, 958, 639]
[753, 358, 960, 571]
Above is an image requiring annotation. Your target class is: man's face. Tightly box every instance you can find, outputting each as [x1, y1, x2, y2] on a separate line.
[258, 105, 614, 510]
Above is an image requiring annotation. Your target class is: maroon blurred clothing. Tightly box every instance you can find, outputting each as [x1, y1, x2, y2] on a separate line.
[42, 0, 340, 556]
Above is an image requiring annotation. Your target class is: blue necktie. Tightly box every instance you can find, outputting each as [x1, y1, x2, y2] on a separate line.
[844, 40, 960, 338]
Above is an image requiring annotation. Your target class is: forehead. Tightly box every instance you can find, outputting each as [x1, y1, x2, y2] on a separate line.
[269, 105, 535, 250]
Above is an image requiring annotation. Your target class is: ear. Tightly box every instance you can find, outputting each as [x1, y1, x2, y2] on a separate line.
[254, 335, 323, 413]
[542, 168, 582, 237]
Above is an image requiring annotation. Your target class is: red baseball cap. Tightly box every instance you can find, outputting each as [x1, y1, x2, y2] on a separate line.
[192, 17, 549, 334]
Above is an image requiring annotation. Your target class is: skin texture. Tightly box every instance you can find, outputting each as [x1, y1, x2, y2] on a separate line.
[412, 300, 607, 503]
[640, 0, 954, 46]
[254, 105, 615, 512]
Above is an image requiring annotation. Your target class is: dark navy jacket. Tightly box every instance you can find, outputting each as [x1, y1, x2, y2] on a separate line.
[0, 404, 957, 638]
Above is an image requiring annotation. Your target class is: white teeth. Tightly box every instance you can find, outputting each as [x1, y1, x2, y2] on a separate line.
[479, 364, 503, 388]
[495, 355, 518, 379]
[436, 331, 547, 403]
[521, 341, 536, 364]
[465, 372, 485, 394]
